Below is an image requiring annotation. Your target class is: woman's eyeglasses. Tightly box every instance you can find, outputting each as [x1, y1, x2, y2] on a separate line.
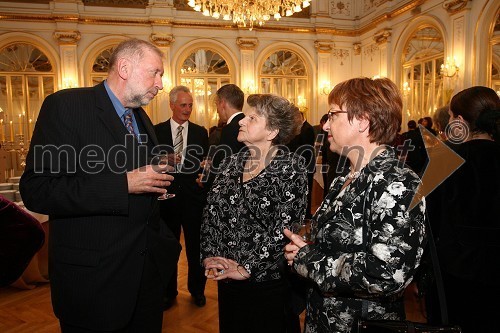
[328, 109, 348, 121]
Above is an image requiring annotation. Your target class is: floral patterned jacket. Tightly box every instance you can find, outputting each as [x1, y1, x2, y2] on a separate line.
[294, 147, 427, 333]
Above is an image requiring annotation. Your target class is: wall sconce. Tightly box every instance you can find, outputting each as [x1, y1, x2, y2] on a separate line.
[243, 80, 257, 95]
[319, 81, 331, 95]
[440, 57, 459, 78]
[402, 82, 411, 96]
[62, 78, 77, 89]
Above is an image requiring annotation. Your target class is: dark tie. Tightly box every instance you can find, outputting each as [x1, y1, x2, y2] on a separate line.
[174, 125, 184, 156]
[123, 109, 136, 136]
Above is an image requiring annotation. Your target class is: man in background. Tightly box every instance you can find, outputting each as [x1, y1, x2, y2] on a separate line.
[155, 85, 209, 310]
[20, 38, 180, 333]
[401, 119, 426, 175]
[199, 84, 245, 188]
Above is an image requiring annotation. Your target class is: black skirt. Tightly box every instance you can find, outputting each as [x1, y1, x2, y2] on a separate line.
[217, 278, 288, 333]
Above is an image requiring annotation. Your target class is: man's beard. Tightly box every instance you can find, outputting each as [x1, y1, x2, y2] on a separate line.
[129, 94, 152, 108]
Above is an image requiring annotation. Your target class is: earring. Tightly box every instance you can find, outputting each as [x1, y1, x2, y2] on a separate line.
[358, 128, 363, 133]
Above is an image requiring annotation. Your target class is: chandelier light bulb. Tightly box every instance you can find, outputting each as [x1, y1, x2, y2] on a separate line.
[187, 0, 310, 29]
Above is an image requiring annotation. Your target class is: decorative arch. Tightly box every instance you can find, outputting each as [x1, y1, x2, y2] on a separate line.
[256, 42, 315, 120]
[80, 35, 128, 86]
[173, 39, 238, 128]
[0, 32, 59, 145]
[393, 15, 447, 85]
[393, 17, 448, 127]
[474, 1, 500, 89]
[0, 32, 59, 81]
[173, 39, 238, 84]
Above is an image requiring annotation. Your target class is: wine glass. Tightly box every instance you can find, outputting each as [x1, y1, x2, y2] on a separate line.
[151, 153, 179, 200]
[290, 218, 317, 244]
[199, 156, 212, 183]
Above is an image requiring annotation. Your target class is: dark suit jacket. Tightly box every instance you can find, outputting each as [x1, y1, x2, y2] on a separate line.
[205, 112, 245, 188]
[401, 128, 426, 175]
[19, 82, 181, 330]
[154, 119, 209, 205]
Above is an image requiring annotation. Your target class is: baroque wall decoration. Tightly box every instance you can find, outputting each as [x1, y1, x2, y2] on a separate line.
[363, 0, 386, 14]
[53, 31, 81, 45]
[353, 43, 361, 55]
[236, 38, 259, 50]
[314, 40, 335, 53]
[442, 0, 469, 14]
[331, 1, 351, 16]
[373, 28, 391, 44]
[149, 33, 175, 47]
[364, 44, 379, 61]
[333, 49, 349, 65]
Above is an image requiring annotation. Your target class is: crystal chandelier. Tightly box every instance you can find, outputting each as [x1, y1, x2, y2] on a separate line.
[187, 0, 311, 30]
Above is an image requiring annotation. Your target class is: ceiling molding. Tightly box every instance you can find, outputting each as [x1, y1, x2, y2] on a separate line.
[0, 0, 431, 36]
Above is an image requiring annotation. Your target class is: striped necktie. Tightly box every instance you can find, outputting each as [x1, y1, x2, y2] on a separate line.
[123, 109, 136, 136]
[174, 125, 184, 156]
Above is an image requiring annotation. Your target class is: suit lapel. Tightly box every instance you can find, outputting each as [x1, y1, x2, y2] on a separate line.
[94, 82, 131, 145]
[134, 108, 159, 146]
[164, 119, 173, 145]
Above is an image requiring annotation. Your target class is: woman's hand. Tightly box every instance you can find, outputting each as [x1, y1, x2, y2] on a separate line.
[283, 228, 308, 266]
[203, 257, 227, 279]
[203, 257, 250, 281]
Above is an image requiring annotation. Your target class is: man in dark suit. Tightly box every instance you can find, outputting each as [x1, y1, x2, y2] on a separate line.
[401, 120, 427, 175]
[19, 39, 181, 333]
[199, 84, 245, 188]
[154, 85, 209, 309]
[287, 112, 316, 218]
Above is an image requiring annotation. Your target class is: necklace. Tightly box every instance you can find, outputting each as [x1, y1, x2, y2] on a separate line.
[346, 170, 360, 179]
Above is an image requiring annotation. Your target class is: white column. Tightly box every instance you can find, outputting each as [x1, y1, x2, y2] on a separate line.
[53, 31, 81, 89]
[237, 37, 258, 95]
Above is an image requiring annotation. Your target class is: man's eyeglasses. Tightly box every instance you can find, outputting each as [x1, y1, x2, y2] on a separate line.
[328, 109, 348, 121]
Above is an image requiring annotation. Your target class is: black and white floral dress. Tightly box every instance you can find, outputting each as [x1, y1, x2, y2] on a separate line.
[201, 149, 308, 281]
[294, 147, 427, 333]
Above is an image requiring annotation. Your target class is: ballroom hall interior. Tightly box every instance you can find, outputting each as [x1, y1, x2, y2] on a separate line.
[0, 0, 499, 332]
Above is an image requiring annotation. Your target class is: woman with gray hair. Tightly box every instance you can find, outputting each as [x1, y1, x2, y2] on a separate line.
[201, 94, 308, 332]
